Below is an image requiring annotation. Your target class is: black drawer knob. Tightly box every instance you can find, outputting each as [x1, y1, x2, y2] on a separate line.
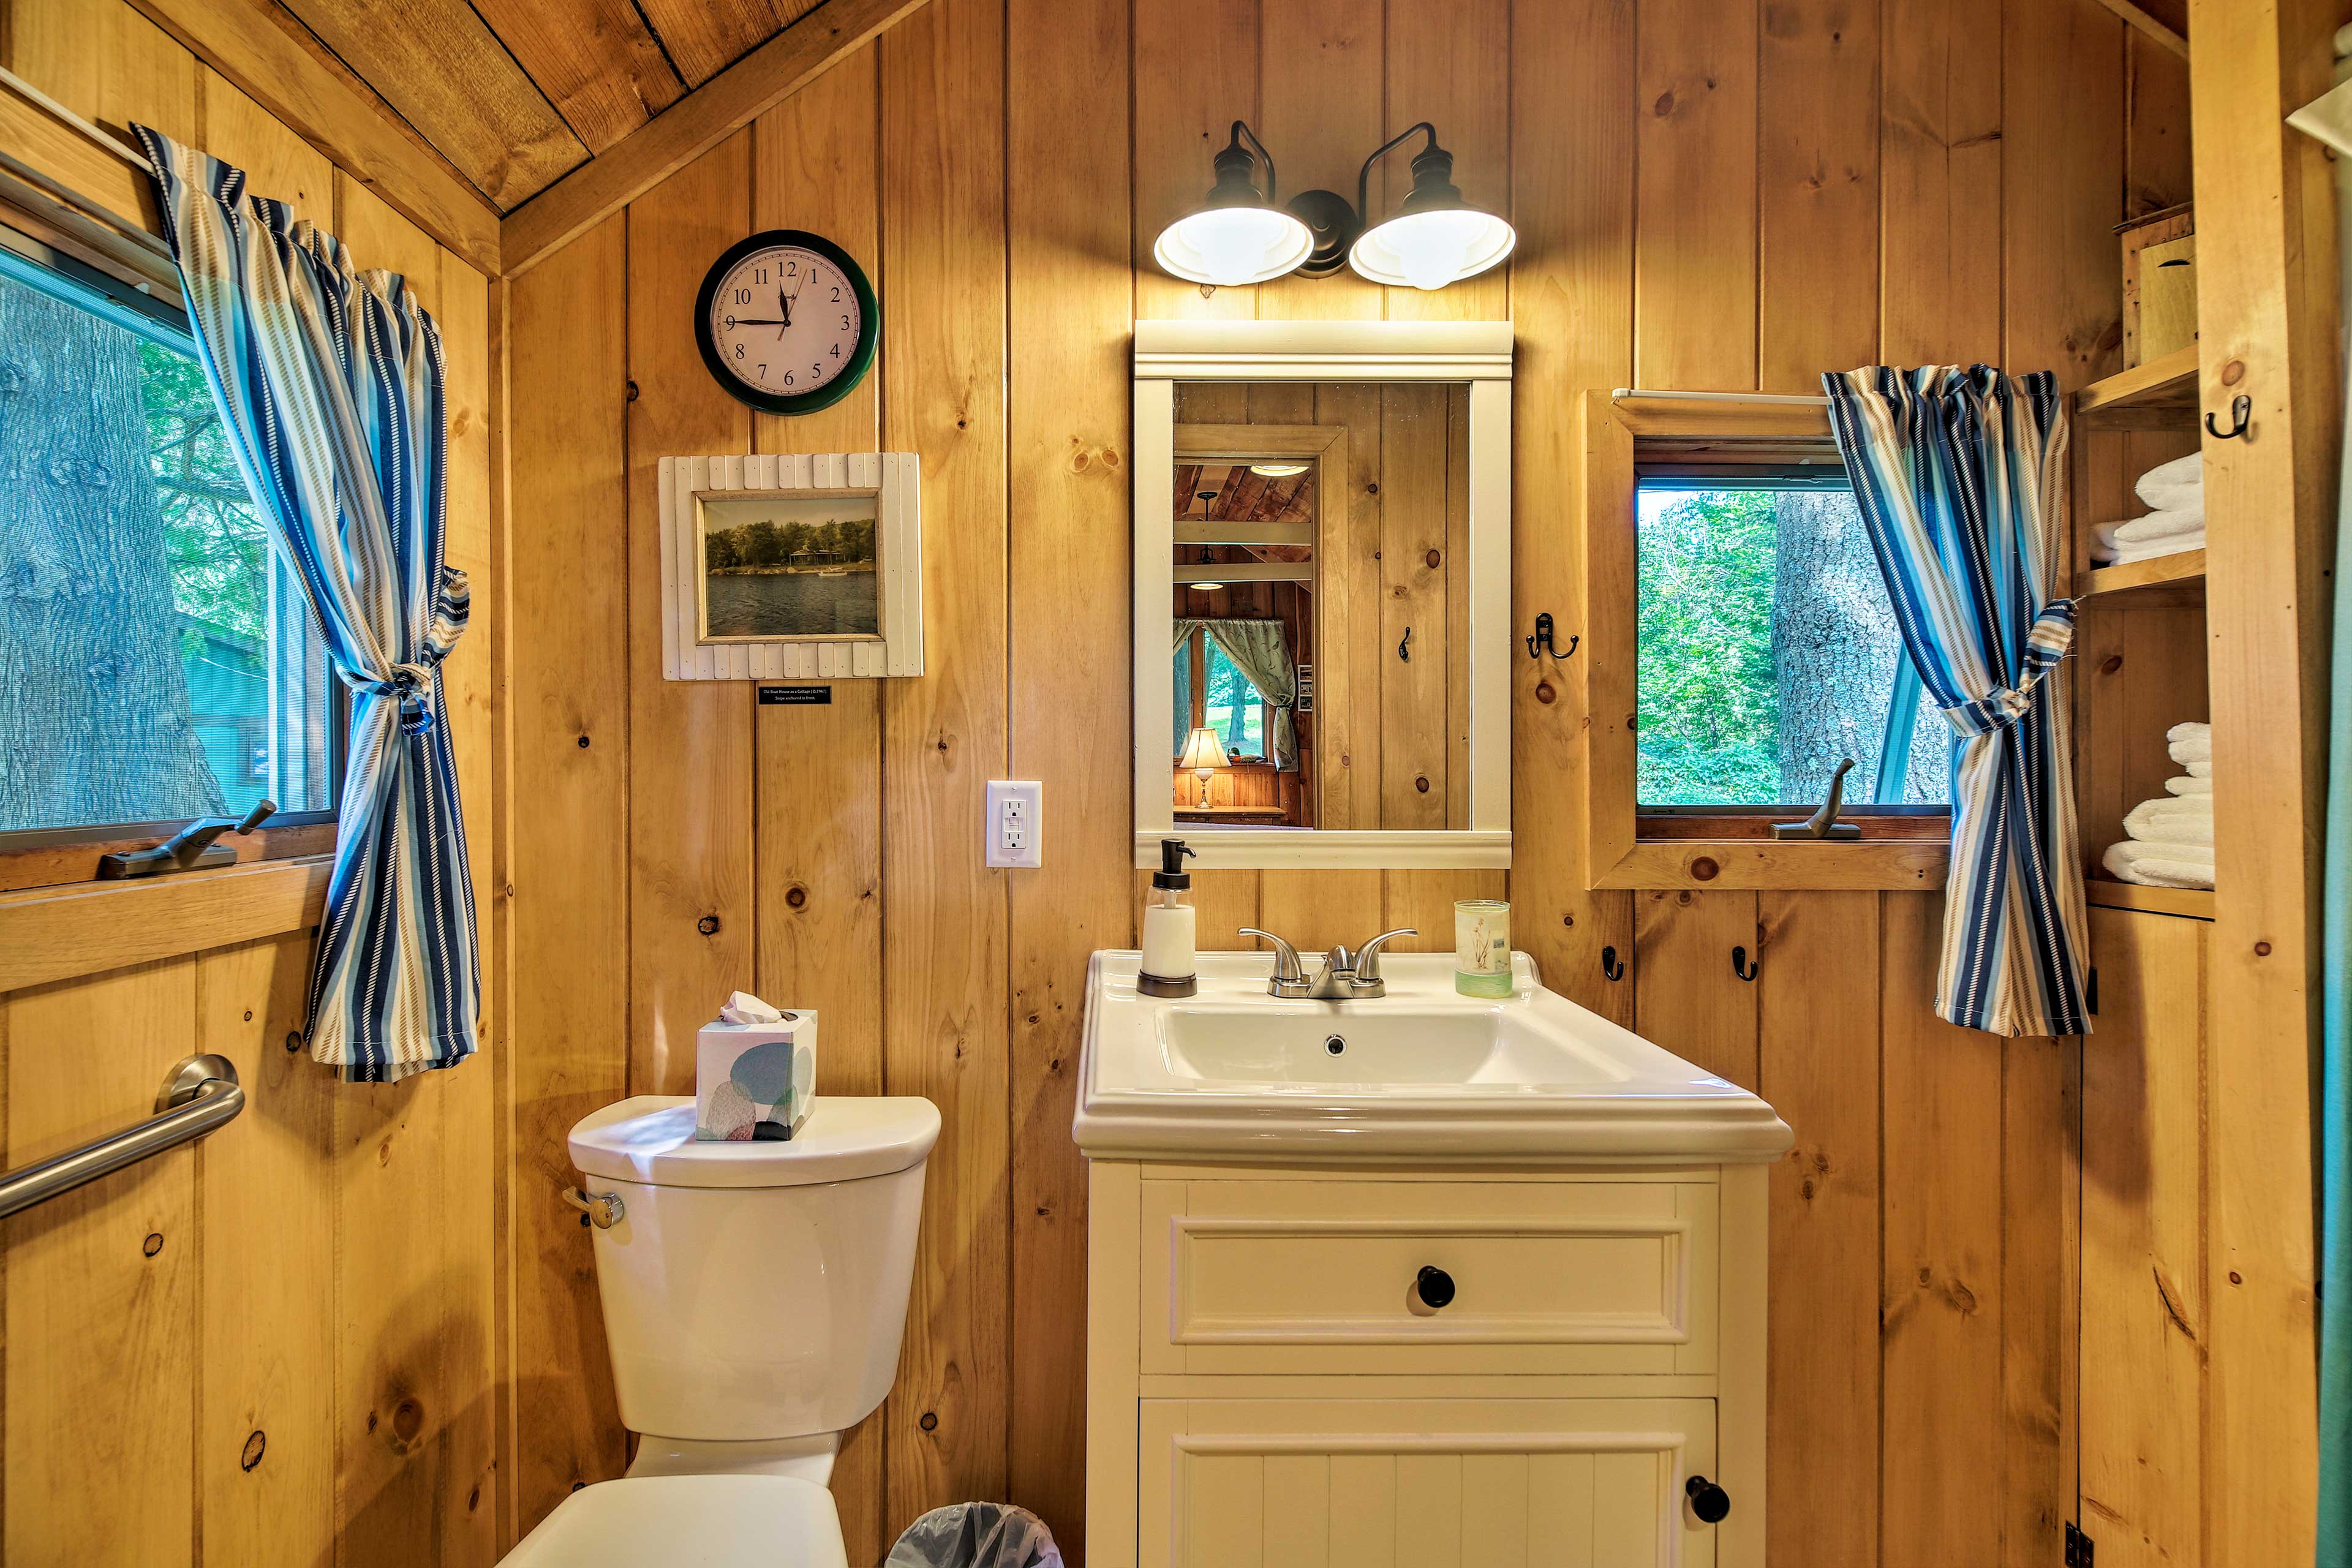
[1414, 1265, 1455, 1310]
[1686, 1474, 1731, 1523]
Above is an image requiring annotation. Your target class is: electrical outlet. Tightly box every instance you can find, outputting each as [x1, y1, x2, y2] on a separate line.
[986, 780, 1042, 869]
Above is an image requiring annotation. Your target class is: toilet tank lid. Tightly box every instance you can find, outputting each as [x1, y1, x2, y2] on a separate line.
[569, 1096, 941, 1189]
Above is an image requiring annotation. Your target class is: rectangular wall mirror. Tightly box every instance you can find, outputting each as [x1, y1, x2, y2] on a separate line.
[1133, 322, 1511, 869]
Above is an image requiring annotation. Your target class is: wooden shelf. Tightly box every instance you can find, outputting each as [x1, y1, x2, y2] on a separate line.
[2075, 548, 2205, 605]
[2086, 878, 2214, 921]
[2075, 345, 2200, 429]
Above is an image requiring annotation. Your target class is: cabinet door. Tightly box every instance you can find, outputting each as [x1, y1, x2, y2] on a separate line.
[2080, 906, 2207, 1567]
[1137, 1397, 1717, 1567]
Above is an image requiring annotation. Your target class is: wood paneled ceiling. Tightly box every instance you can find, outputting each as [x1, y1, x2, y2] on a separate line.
[255, 0, 831, 211]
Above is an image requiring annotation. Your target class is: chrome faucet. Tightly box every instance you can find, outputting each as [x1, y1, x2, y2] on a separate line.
[1239, 927, 1417, 999]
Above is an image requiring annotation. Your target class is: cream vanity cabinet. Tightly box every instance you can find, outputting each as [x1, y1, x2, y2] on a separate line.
[1077, 951, 1787, 1566]
[1084, 1158, 1765, 1567]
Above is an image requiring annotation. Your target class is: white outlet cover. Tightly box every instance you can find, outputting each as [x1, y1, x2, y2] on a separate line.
[987, 780, 1042, 869]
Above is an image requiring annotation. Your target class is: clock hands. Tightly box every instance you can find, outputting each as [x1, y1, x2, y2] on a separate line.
[778, 282, 790, 332]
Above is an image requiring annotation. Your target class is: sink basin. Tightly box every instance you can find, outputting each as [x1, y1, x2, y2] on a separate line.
[1076, 949, 1792, 1163]
[1159, 1001, 1630, 1088]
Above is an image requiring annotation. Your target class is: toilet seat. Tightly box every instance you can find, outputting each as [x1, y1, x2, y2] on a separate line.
[504, 1474, 848, 1567]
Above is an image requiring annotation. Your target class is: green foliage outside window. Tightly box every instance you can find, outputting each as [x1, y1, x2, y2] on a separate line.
[1202, 638, 1264, 759]
[140, 340, 271, 657]
[1637, 487, 1781, 804]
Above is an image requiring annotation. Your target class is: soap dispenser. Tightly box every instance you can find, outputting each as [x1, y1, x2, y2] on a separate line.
[1138, 839, 1199, 997]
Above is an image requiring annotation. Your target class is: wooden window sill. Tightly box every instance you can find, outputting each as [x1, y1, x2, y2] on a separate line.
[0, 855, 332, 992]
[1593, 839, 1949, 891]
[0, 821, 337, 895]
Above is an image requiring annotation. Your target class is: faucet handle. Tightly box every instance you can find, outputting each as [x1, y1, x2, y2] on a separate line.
[1352, 929, 1418, 981]
[1237, 929, 1305, 983]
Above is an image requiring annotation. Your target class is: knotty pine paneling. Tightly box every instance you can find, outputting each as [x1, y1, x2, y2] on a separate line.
[0, 8, 501, 1564]
[491, 3, 2184, 1565]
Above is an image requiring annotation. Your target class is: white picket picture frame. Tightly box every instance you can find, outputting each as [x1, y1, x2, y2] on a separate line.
[655, 451, 922, 680]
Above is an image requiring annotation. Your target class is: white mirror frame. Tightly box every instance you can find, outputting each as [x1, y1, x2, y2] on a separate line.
[1133, 320, 1513, 869]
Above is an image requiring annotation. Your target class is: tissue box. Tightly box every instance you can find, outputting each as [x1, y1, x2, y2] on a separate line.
[695, 1010, 816, 1141]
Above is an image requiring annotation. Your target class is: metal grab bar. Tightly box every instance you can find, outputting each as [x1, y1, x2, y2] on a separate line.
[0, 1054, 243, 1220]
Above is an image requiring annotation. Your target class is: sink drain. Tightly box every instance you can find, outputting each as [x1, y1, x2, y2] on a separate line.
[1324, 1035, 1347, 1056]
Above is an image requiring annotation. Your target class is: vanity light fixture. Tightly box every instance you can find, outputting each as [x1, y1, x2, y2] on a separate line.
[1152, 123, 1313, 287]
[1155, 120, 1515, 290]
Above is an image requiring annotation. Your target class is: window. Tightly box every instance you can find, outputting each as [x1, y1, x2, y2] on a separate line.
[1172, 627, 1267, 761]
[0, 236, 337, 846]
[1635, 470, 1950, 812]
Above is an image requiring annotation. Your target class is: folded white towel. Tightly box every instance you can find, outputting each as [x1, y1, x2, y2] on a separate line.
[2113, 503, 2206, 543]
[2170, 722, 2212, 778]
[2164, 775, 2212, 797]
[2103, 838, 2217, 890]
[2094, 529, 2204, 565]
[2125, 797, 2214, 845]
[2135, 453, 2204, 509]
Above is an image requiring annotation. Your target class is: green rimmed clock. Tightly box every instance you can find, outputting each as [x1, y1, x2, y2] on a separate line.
[694, 229, 879, 416]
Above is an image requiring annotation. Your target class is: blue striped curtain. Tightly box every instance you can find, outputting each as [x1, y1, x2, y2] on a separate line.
[1823, 366, 2089, 1037]
[136, 128, 478, 1082]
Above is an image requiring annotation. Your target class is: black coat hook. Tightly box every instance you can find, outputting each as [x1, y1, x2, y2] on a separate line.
[2206, 394, 2250, 441]
[1732, 944, 1759, 982]
[1526, 611, 1577, 660]
[1398, 625, 1412, 662]
[1600, 944, 1625, 982]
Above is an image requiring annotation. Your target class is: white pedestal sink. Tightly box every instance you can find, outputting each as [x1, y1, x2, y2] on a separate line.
[1076, 948, 1792, 1164]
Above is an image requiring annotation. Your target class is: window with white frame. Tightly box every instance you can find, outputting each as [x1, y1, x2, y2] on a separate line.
[0, 233, 338, 845]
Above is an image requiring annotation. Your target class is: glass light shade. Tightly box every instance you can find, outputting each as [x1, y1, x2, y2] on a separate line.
[1188, 581, 1226, 591]
[1178, 726, 1226, 773]
[1248, 461, 1310, 478]
[1155, 205, 1314, 287]
[1349, 206, 1517, 290]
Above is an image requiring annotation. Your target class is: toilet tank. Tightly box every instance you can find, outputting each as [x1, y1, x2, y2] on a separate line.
[568, 1096, 941, 1443]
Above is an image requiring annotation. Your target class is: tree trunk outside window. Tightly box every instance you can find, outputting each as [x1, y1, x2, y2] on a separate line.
[0, 282, 227, 831]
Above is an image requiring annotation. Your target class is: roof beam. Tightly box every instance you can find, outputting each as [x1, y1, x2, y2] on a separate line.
[126, 0, 503, 274]
[498, 0, 932, 278]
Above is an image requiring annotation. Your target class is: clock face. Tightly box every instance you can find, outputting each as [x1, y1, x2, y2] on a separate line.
[694, 230, 878, 415]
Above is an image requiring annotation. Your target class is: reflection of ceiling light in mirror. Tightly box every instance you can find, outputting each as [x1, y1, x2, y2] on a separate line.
[1248, 461, 1309, 478]
[1189, 581, 1226, 591]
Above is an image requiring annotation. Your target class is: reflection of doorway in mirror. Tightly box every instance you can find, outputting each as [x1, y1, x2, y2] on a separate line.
[1171, 383, 1472, 835]
[1170, 446, 1316, 829]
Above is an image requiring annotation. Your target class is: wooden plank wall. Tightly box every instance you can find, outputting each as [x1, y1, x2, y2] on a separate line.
[0, 2, 502, 1564]
[492, 1, 2187, 1565]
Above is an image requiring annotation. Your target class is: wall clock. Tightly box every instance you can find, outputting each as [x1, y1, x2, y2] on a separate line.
[695, 229, 879, 415]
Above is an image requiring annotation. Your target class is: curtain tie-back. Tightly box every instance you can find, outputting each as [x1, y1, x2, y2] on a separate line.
[352, 663, 443, 734]
[1937, 601, 2078, 736]
[349, 565, 471, 733]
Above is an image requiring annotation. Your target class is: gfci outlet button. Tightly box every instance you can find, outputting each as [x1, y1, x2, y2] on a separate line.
[986, 780, 1043, 869]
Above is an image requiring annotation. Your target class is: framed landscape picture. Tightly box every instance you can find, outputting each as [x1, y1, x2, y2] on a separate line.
[657, 453, 922, 680]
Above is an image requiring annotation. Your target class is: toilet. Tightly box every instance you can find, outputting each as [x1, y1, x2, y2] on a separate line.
[505, 1093, 942, 1566]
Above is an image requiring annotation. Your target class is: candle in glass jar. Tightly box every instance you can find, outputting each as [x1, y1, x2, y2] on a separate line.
[1454, 899, 1512, 997]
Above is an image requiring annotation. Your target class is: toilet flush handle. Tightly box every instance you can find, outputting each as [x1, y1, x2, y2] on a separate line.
[562, 1186, 627, 1229]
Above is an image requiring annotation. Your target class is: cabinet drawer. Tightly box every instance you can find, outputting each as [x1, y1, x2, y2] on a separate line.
[1140, 1177, 1717, 1376]
[1139, 1396, 1717, 1568]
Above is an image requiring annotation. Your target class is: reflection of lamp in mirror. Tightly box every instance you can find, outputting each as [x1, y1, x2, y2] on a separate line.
[1178, 726, 1225, 807]
[1248, 460, 1308, 478]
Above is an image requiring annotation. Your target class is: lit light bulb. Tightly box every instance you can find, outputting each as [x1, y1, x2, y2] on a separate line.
[1155, 206, 1313, 287]
[1349, 207, 1516, 290]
